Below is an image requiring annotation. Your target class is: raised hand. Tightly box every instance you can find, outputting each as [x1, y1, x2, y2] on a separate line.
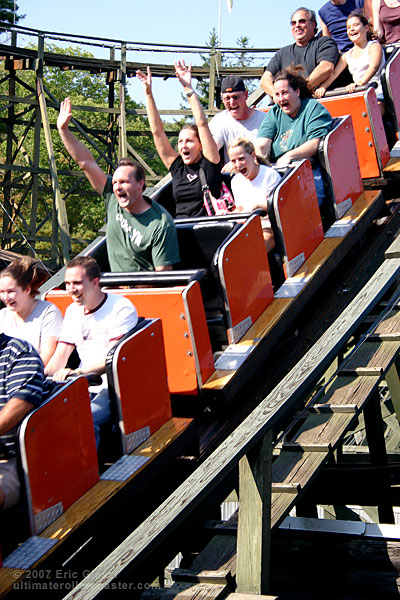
[174, 59, 192, 91]
[57, 97, 72, 131]
[136, 66, 152, 95]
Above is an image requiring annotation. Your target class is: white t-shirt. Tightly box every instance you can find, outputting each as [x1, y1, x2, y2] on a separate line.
[60, 293, 138, 390]
[209, 109, 267, 163]
[231, 164, 282, 227]
[0, 299, 63, 354]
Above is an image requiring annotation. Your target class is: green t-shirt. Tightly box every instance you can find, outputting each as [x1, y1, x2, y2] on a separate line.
[103, 177, 180, 272]
[257, 98, 332, 161]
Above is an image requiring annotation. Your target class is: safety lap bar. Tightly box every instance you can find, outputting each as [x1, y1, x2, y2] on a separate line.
[324, 82, 376, 98]
[99, 269, 208, 287]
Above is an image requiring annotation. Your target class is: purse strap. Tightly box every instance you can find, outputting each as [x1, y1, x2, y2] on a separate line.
[199, 166, 215, 215]
[199, 166, 209, 191]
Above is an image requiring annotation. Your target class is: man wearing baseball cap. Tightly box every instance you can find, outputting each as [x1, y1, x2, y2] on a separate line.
[208, 75, 266, 169]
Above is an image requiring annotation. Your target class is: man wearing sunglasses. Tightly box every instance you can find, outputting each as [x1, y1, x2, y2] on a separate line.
[260, 7, 339, 99]
[208, 75, 267, 170]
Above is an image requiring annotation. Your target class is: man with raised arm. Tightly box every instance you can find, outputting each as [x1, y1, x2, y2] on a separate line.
[208, 75, 266, 169]
[0, 335, 48, 510]
[57, 98, 179, 272]
[260, 7, 339, 99]
[45, 256, 138, 448]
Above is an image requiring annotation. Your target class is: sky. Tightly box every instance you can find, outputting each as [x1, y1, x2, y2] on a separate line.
[13, 0, 330, 111]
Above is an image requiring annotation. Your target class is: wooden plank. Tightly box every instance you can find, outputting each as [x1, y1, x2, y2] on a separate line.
[371, 308, 400, 339]
[383, 156, 400, 173]
[35, 43, 70, 264]
[236, 430, 273, 594]
[341, 341, 400, 375]
[313, 374, 380, 415]
[272, 451, 327, 492]
[386, 234, 400, 259]
[270, 493, 296, 529]
[61, 257, 400, 600]
[0, 417, 193, 597]
[385, 361, 400, 422]
[363, 390, 395, 523]
[227, 594, 279, 600]
[286, 413, 354, 450]
[174, 534, 237, 582]
[144, 583, 228, 600]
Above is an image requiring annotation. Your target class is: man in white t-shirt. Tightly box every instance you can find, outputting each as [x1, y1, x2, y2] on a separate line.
[45, 256, 138, 447]
[209, 75, 266, 169]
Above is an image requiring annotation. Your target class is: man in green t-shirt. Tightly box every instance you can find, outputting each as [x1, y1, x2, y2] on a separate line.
[57, 97, 179, 272]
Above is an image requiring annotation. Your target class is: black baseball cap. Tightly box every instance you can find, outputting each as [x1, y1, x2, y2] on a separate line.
[221, 75, 246, 93]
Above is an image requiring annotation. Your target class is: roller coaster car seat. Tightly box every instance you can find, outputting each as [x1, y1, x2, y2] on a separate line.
[318, 115, 363, 221]
[175, 219, 240, 307]
[381, 45, 400, 146]
[105, 317, 171, 458]
[267, 160, 324, 278]
[17, 377, 99, 535]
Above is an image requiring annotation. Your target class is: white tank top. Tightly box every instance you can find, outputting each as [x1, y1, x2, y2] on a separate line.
[345, 40, 385, 96]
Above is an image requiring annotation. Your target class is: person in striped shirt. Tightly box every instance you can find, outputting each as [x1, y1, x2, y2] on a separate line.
[0, 334, 48, 510]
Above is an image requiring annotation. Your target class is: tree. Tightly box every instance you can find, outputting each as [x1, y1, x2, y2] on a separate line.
[0, 43, 170, 260]
[0, 0, 24, 25]
[192, 29, 256, 109]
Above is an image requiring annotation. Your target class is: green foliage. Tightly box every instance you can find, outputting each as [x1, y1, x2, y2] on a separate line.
[0, 0, 24, 25]
[193, 29, 256, 108]
[0, 43, 171, 260]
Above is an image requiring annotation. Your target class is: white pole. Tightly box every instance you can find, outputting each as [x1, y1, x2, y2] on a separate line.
[218, 0, 222, 47]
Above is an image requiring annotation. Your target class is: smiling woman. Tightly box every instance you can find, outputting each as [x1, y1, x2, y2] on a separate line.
[0, 257, 63, 366]
[136, 60, 223, 218]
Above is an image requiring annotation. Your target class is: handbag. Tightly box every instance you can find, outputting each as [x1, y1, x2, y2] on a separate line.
[199, 166, 235, 216]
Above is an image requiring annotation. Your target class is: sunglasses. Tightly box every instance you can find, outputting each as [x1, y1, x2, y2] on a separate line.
[290, 18, 309, 26]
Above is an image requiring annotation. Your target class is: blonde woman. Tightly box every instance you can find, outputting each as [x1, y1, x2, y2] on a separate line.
[228, 138, 281, 253]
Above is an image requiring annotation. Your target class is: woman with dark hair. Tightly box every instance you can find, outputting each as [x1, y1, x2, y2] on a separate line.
[315, 10, 385, 114]
[255, 65, 332, 206]
[136, 60, 223, 218]
[0, 257, 62, 365]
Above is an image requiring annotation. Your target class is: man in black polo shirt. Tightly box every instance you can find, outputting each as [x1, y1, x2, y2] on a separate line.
[0, 335, 47, 510]
[260, 7, 339, 99]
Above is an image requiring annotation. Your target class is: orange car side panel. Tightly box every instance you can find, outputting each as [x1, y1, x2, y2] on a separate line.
[323, 115, 363, 216]
[274, 160, 324, 278]
[320, 89, 389, 179]
[45, 283, 214, 395]
[384, 48, 400, 133]
[218, 215, 274, 343]
[113, 319, 172, 448]
[20, 377, 99, 533]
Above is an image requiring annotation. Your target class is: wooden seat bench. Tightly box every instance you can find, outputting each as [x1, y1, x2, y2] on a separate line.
[0, 417, 195, 596]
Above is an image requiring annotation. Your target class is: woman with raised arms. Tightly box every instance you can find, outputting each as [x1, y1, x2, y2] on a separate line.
[136, 60, 224, 219]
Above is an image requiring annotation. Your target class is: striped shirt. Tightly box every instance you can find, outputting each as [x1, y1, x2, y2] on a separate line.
[0, 334, 48, 456]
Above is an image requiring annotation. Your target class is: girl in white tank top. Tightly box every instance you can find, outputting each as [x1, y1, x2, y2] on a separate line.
[315, 10, 385, 115]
